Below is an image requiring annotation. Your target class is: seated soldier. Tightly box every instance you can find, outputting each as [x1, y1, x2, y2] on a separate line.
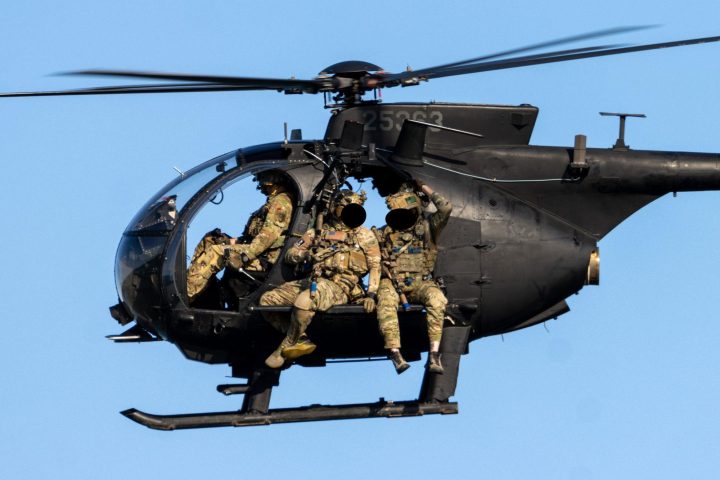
[375, 180, 452, 374]
[186, 170, 293, 306]
[260, 189, 380, 368]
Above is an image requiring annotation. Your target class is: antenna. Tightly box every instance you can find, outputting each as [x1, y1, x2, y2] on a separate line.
[600, 112, 646, 150]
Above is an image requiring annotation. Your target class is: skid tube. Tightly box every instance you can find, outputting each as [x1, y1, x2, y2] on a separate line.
[122, 399, 458, 430]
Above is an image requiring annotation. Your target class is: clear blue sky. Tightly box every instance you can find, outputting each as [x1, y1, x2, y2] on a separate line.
[2, 1, 720, 479]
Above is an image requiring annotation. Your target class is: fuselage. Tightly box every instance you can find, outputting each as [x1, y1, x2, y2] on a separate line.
[113, 102, 720, 367]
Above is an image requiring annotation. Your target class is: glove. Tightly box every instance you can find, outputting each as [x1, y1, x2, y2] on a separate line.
[362, 293, 377, 313]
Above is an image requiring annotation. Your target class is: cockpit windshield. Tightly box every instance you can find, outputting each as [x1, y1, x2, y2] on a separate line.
[125, 151, 238, 233]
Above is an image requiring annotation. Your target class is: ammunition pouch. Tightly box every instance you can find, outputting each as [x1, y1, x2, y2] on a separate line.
[348, 250, 368, 274]
[245, 209, 266, 237]
[395, 253, 426, 274]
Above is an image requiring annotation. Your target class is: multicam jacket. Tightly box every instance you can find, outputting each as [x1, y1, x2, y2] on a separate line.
[286, 220, 381, 299]
[376, 191, 452, 288]
[240, 191, 293, 266]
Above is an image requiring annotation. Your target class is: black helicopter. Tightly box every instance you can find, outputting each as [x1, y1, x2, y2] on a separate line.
[4, 27, 720, 430]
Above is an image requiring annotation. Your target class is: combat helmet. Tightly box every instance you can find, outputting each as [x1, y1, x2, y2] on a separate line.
[385, 184, 423, 231]
[254, 170, 287, 194]
[331, 189, 367, 228]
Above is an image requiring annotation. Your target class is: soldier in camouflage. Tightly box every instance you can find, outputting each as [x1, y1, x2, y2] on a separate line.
[260, 189, 381, 369]
[375, 180, 452, 374]
[186, 170, 293, 305]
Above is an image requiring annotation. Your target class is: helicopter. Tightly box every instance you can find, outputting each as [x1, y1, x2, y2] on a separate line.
[4, 27, 720, 431]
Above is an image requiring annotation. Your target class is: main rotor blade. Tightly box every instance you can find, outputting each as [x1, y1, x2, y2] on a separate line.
[61, 69, 329, 92]
[401, 34, 720, 82]
[0, 83, 282, 98]
[410, 25, 656, 74]
[378, 45, 622, 85]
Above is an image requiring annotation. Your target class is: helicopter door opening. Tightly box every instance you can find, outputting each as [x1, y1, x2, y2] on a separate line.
[184, 169, 297, 311]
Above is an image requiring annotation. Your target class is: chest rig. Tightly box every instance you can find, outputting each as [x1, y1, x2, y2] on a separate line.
[382, 219, 436, 285]
[312, 225, 368, 276]
[243, 197, 287, 251]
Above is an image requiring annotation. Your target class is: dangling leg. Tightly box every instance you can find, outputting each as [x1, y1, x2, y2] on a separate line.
[265, 287, 318, 368]
[377, 279, 409, 374]
[412, 281, 448, 374]
[259, 280, 305, 334]
[265, 279, 348, 368]
[265, 307, 316, 368]
[278, 308, 317, 360]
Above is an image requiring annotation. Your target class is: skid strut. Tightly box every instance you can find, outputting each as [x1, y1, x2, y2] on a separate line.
[122, 400, 458, 430]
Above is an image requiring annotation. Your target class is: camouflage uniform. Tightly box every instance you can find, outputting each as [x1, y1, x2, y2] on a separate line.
[375, 186, 452, 352]
[186, 190, 293, 301]
[261, 190, 381, 368]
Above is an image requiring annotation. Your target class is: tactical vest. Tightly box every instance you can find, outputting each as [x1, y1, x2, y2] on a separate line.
[243, 200, 288, 252]
[313, 226, 368, 276]
[382, 219, 436, 280]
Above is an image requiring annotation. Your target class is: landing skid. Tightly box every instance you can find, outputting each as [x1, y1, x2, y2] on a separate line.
[122, 400, 458, 430]
[121, 326, 471, 431]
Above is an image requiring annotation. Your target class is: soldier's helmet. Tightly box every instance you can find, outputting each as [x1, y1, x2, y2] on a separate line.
[332, 189, 367, 228]
[254, 170, 287, 193]
[385, 185, 423, 231]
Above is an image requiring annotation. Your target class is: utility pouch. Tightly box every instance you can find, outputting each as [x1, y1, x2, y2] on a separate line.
[348, 250, 368, 274]
[396, 253, 425, 273]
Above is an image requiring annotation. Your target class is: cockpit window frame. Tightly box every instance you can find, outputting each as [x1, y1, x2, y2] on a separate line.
[161, 156, 305, 310]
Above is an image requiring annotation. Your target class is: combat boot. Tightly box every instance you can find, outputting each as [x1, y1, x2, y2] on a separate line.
[282, 334, 317, 360]
[389, 350, 410, 374]
[426, 351, 444, 374]
[265, 346, 285, 369]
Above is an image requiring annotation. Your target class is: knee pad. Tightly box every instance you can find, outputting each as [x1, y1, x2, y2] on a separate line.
[293, 290, 313, 311]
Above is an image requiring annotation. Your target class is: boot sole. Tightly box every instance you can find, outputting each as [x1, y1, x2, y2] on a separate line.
[282, 342, 317, 361]
[395, 363, 410, 375]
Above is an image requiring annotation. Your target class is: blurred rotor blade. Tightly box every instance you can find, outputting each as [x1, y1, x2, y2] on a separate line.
[0, 83, 288, 98]
[378, 45, 621, 85]
[398, 34, 720, 82]
[61, 69, 329, 92]
[410, 25, 656, 74]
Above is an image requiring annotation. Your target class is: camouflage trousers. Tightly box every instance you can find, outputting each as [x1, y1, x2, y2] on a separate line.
[259, 277, 348, 335]
[376, 278, 447, 349]
[186, 234, 264, 300]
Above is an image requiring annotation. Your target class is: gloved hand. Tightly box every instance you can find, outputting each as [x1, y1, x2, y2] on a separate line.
[362, 293, 377, 313]
[415, 179, 433, 196]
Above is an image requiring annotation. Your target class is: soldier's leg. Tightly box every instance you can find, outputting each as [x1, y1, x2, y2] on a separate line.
[259, 280, 305, 333]
[377, 279, 401, 349]
[187, 240, 228, 300]
[411, 281, 448, 374]
[271, 279, 349, 365]
[265, 305, 316, 368]
[377, 279, 409, 374]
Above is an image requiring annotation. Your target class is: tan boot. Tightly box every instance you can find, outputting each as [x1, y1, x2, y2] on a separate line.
[265, 346, 285, 369]
[280, 309, 316, 360]
[426, 351, 444, 374]
[282, 334, 317, 360]
[389, 349, 410, 374]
